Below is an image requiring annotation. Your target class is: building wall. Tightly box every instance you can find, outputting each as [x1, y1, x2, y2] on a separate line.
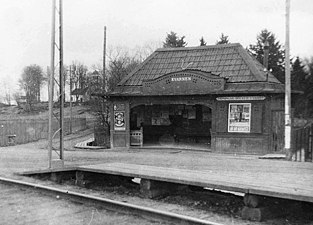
[110, 94, 284, 154]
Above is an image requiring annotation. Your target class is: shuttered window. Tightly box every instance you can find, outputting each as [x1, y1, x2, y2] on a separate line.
[250, 102, 263, 133]
[216, 102, 228, 132]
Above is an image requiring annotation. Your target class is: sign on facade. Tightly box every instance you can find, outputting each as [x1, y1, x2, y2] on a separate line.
[114, 104, 126, 131]
[228, 103, 251, 133]
[114, 111, 126, 131]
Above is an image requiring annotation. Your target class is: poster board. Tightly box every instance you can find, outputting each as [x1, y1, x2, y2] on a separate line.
[228, 103, 251, 133]
[113, 104, 126, 131]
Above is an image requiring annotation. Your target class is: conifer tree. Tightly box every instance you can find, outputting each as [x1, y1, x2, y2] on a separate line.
[200, 37, 207, 46]
[249, 29, 285, 83]
[216, 33, 229, 44]
[163, 31, 187, 48]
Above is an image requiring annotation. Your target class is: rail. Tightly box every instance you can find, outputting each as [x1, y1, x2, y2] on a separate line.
[0, 176, 222, 225]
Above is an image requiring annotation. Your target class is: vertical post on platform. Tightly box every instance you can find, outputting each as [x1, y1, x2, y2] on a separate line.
[59, 0, 64, 160]
[48, 0, 56, 169]
[285, 0, 292, 158]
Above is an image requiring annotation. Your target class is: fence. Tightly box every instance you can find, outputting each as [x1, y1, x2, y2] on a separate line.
[0, 117, 87, 147]
[292, 123, 313, 162]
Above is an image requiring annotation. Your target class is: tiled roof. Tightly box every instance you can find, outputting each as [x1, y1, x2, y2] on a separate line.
[119, 43, 280, 86]
[111, 43, 283, 96]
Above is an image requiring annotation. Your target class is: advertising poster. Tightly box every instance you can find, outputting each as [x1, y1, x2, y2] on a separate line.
[228, 103, 251, 132]
[114, 111, 126, 131]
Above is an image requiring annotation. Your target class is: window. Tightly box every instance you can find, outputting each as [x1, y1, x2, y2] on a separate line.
[228, 103, 251, 133]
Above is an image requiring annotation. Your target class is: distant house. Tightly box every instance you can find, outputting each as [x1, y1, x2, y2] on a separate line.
[107, 43, 287, 155]
[71, 87, 89, 102]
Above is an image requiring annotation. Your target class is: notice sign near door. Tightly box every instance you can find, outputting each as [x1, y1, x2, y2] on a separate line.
[114, 111, 126, 131]
[228, 103, 251, 133]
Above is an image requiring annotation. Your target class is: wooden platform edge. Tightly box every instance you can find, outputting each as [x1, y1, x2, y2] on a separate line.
[16, 167, 78, 176]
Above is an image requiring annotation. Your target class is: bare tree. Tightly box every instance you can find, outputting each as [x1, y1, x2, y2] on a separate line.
[69, 61, 88, 102]
[0, 80, 12, 105]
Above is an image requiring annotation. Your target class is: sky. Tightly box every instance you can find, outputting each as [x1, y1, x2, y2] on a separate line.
[1, 0, 313, 99]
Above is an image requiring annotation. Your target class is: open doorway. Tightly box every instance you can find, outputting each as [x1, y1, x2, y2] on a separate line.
[130, 104, 212, 150]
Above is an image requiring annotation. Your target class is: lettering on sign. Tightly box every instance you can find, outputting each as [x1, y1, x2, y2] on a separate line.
[217, 96, 266, 101]
[142, 70, 226, 95]
[171, 77, 192, 82]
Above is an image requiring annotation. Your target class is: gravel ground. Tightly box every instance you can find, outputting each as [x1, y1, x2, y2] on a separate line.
[0, 182, 169, 225]
[0, 130, 312, 225]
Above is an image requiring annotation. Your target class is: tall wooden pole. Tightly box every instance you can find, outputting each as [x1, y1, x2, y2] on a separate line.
[48, 0, 56, 168]
[285, 0, 292, 157]
[59, 0, 64, 160]
[69, 65, 73, 134]
[103, 26, 107, 91]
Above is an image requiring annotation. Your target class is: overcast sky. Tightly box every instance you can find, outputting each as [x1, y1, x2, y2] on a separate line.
[1, 0, 313, 97]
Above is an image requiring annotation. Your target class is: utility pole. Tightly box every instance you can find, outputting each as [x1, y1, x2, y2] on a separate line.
[285, 0, 292, 158]
[69, 66, 73, 134]
[48, 0, 64, 168]
[48, 0, 56, 169]
[103, 26, 107, 91]
[59, 0, 64, 160]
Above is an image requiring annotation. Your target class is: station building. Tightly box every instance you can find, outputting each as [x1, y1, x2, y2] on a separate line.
[108, 43, 285, 154]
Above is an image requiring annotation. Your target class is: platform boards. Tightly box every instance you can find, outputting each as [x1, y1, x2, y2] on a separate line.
[78, 162, 313, 203]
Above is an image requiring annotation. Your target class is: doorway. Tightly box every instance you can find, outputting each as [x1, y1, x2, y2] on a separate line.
[271, 110, 285, 152]
[130, 104, 212, 150]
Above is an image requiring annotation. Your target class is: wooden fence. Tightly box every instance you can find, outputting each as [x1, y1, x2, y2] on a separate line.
[0, 117, 87, 147]
[292, 123, 313, 162]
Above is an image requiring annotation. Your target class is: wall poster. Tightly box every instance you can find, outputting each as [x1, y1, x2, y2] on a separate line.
[228, 103, 251, 133]
[114, 111, 126, 131]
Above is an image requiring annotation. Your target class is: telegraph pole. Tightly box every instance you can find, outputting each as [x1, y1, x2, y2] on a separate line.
[69, 66, 73, 134]
[48, 0, 64, 168]
[48, 0, 56, 168]
[103, 26, 107, 91]
[285, 0, 292, 158]
[59, 0, 64, 160]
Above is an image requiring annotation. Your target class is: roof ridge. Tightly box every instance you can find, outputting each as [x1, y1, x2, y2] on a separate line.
[156, 43, 241, 52]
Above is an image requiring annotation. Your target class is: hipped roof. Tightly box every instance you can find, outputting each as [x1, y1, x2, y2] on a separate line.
[111, 43, 284, 96]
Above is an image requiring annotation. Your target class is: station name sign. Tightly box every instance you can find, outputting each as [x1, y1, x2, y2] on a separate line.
[142, 70, 226, 95]
[171, 77, 192, 82]
[216, 96, 266, 101]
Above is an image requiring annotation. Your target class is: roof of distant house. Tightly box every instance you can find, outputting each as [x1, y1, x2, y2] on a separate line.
[72, 87, 88, 95]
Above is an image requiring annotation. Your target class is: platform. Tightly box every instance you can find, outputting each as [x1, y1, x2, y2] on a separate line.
[78, 161, 313, 203]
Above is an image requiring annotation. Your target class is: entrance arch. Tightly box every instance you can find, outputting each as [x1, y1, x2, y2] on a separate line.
[130, 103, 212, 150]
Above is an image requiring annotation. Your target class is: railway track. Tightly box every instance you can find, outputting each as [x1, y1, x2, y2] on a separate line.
[0, 176, 222, 225]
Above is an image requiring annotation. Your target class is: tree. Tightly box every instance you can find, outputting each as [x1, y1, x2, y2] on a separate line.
[291, 57, 308, 116]
[303, 57, 313, 117]
[291, 57, 306, 92]
[216, 33, 230, 44]
[69, 62, 88, 102]
[19, 64, 46, 108]
[163, 31, 187, 48]
[107, 53, 141, 92]
[200, 37, 207, 46]
[0, 80, 12, 106]
[249, 29, 285, 83]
